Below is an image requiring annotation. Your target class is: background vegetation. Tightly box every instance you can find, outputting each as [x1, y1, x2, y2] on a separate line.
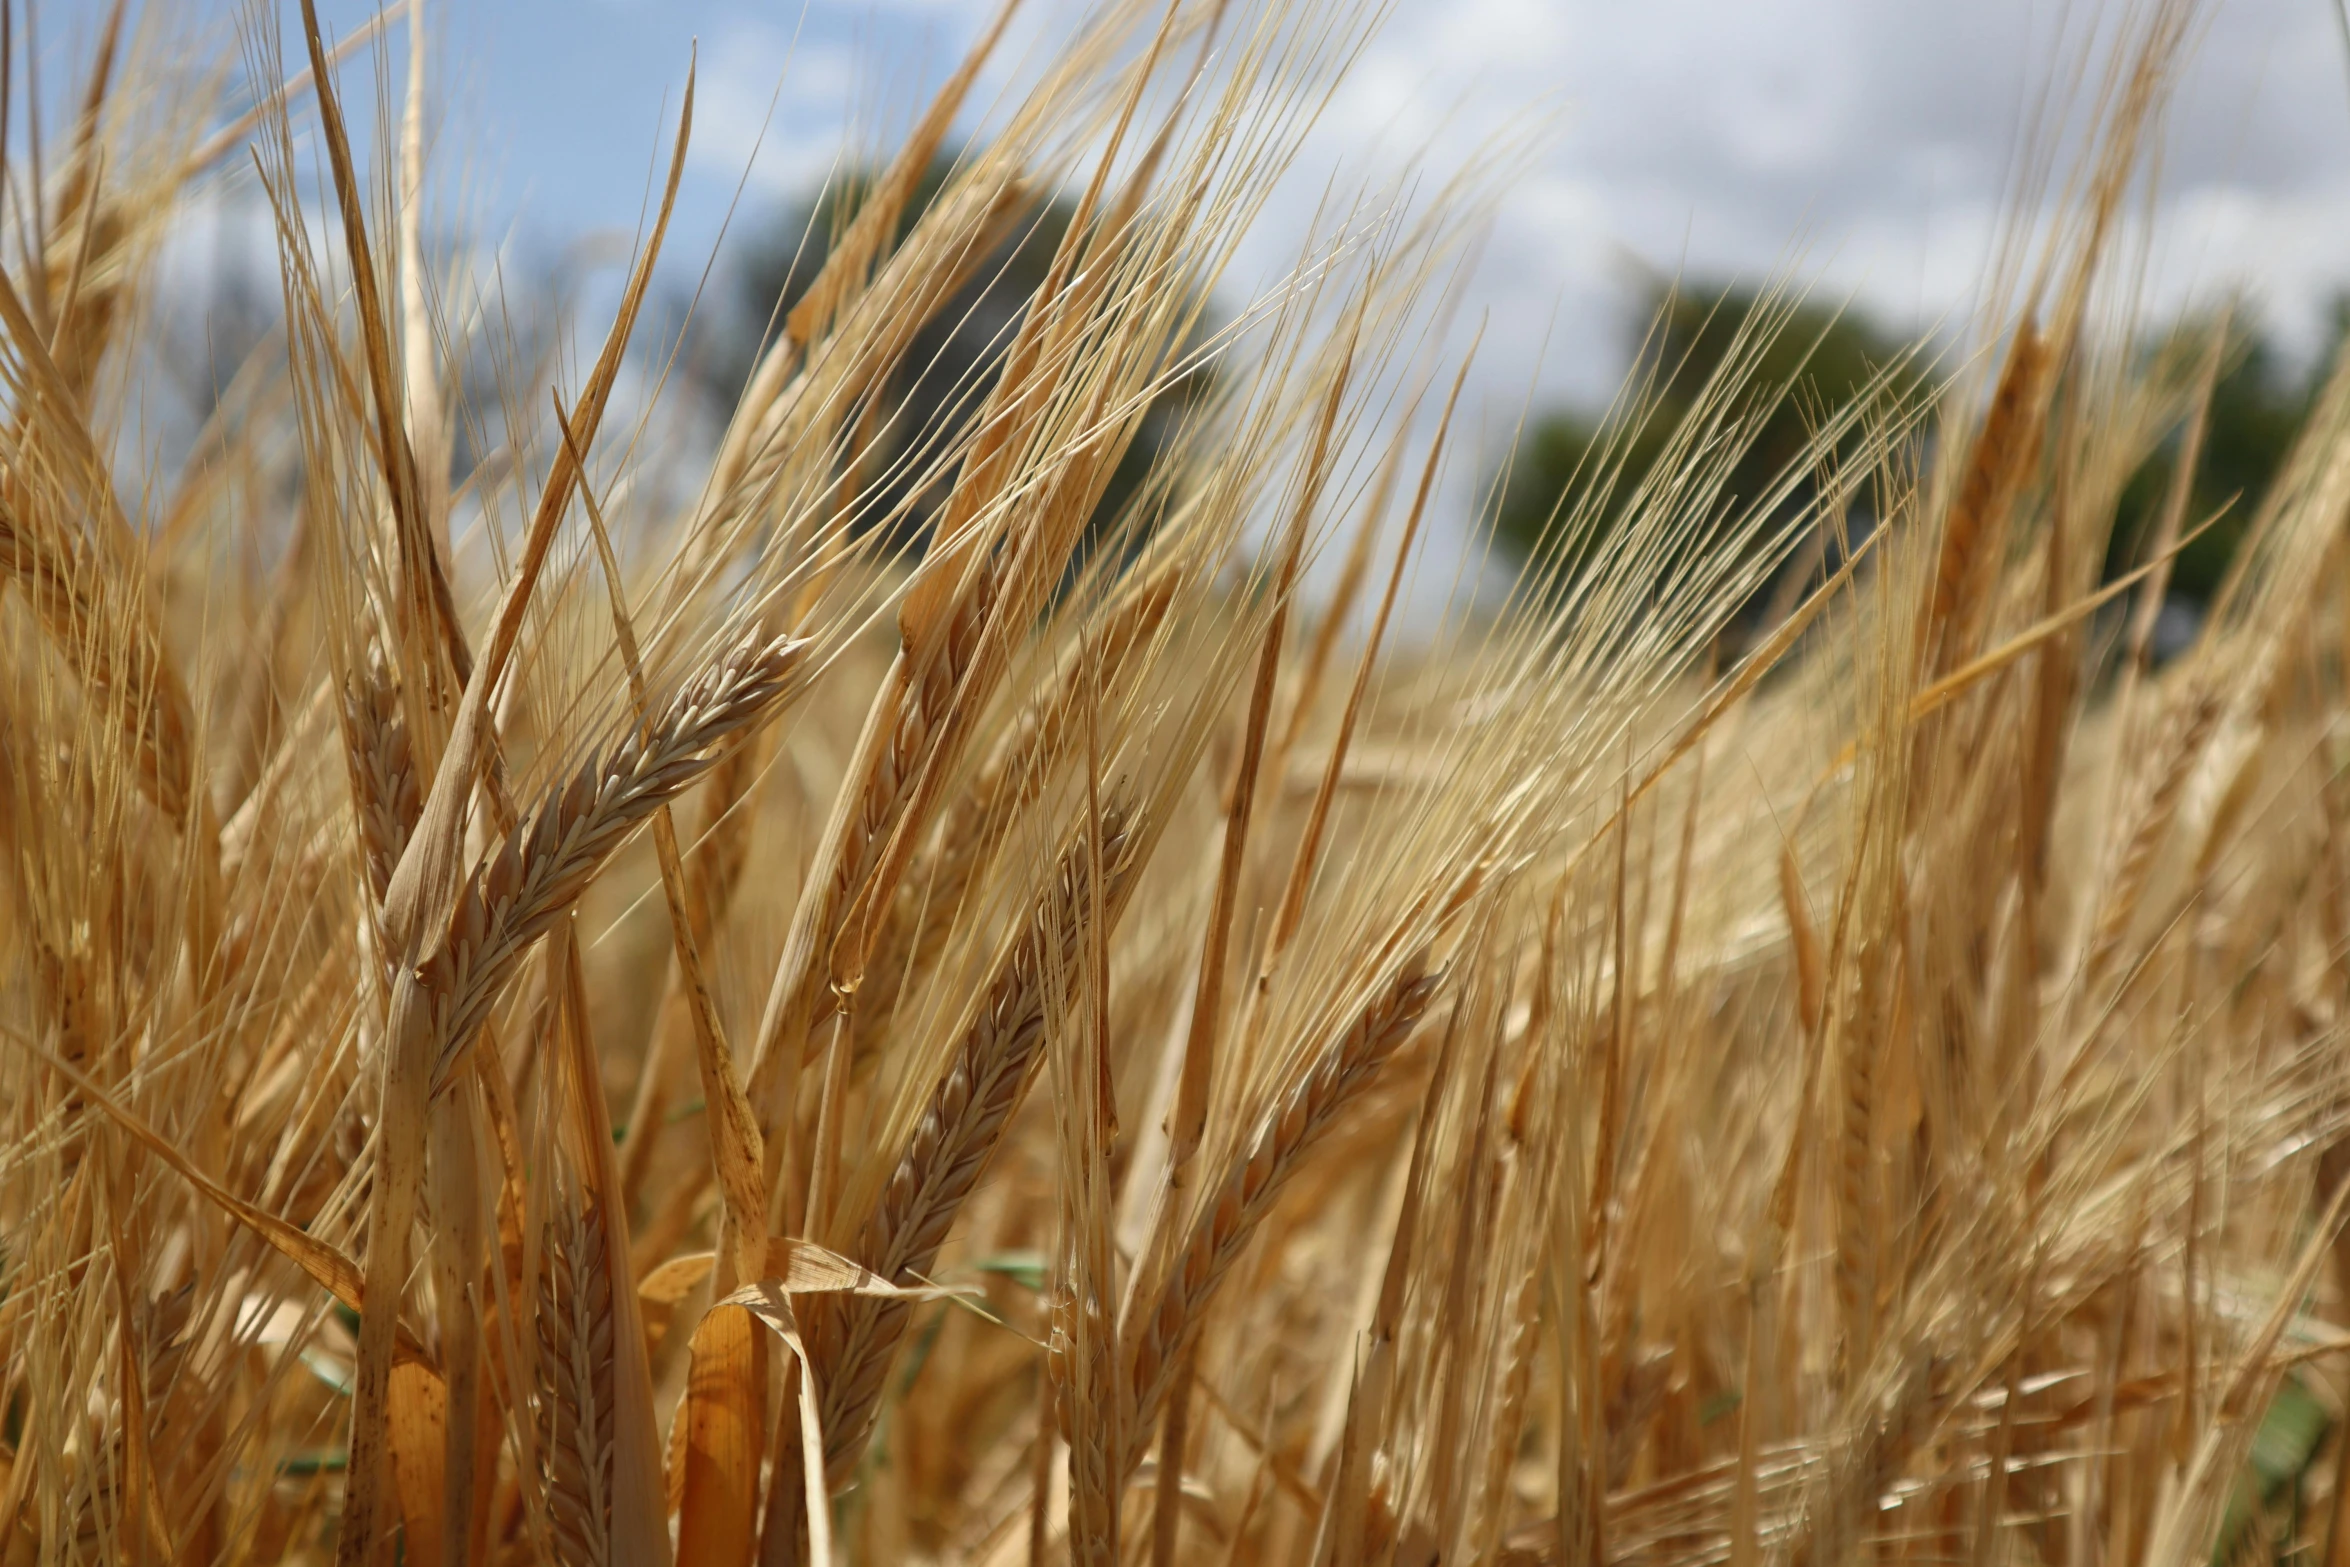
[693, 155, 1214, 558]
[1498, 281, 2347, 618]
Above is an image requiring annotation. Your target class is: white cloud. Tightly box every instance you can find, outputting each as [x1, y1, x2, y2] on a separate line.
[1236, 0, 2350, 412]
[689, 24, 862, 198]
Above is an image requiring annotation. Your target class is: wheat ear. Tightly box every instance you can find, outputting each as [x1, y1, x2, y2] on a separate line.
[0, 494, 200, 830]
[343, 661, 420, 907]
[1122, 958, 1442, 1448]
[536, 1194, 619, 1567]
[2080, 682, 2222, 992]
[815, 804, 1138, 1482]
[1924, 324, 2048, 677]
[858, 567, 1179, 1048]
[748, 547, 1007, 1117]
[421, 630, 805, 1093]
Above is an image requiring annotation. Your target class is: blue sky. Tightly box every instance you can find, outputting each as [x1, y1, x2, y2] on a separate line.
[278, 0, 1095, 312]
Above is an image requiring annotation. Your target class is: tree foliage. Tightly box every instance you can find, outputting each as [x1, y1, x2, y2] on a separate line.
[2108, 302, 2348, 601]
[1492, 282, 1920, 591]
[1502, 282, 2345, 612]
[702, 154, 1212, 554]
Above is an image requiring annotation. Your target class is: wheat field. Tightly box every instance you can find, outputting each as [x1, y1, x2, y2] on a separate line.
[2, 0, 2346, 1563]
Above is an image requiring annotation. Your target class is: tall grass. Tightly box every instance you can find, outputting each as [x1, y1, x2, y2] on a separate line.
[1, 0, 2344, 1563]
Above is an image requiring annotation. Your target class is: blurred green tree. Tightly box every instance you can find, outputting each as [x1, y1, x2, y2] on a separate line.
[1500, 283, 2344, 613]
[1491, 282, 1920, 592]
[699, 154, 1212, 555]
[2108, 301, 2347, 601]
